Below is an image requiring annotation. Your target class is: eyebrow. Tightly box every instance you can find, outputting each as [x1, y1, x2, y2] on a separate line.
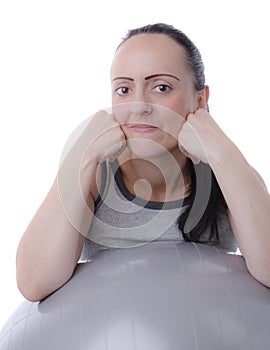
[145, 73, 180, 81]
[112, 73, 180, 82]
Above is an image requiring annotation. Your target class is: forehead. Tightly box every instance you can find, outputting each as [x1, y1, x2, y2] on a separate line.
[111, 34, 188, 78]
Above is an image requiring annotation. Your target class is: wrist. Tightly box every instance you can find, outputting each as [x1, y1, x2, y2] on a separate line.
[209, 141, 248, 176]
[208, 139, 246, 170]
[80, 148, 100, 172]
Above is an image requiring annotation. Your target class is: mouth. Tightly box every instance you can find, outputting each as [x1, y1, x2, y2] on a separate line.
[128, 124, 158, 133]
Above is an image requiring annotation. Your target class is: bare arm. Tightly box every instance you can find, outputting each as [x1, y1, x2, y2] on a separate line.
[16, 148, 99, 301]
[16, 110, 126, 301]
[178, 108, 270, 287]
[211, 144, 270, 287]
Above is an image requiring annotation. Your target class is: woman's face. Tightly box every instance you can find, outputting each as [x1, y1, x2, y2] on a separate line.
[110, 34, 203, 158]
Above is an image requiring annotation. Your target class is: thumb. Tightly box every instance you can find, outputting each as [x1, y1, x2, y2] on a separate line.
[178, 142, 200, 165]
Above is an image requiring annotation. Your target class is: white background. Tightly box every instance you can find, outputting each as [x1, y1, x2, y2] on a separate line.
[0, 0, 269, 330]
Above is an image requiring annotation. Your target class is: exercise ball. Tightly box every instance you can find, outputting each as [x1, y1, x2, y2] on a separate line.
[0, 242, 270, 350]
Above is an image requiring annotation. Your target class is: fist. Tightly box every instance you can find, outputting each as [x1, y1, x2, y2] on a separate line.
[178, 108, 228, 164]
[80, 110, 127, 165]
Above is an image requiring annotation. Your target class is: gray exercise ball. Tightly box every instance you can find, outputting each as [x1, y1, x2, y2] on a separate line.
[0, 241, 270, 350]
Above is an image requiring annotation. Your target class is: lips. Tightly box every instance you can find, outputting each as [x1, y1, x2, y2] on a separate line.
[129, 124, 158, 133]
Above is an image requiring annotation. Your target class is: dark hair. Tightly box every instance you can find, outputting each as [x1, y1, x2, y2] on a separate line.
[119, 23, 226, 245]
[118, 23, 205, 91]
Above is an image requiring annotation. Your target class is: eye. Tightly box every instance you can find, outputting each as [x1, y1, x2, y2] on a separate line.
[154, 84, 171, 93]
[115, 86, 130, 95]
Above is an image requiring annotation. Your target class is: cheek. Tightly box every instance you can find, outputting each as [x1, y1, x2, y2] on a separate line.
[159, 107, 185, 139]
[111, 103, 130, 125]
[165, 93, 197, 120]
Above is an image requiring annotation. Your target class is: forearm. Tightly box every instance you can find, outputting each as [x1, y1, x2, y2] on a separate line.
[16, 110, 126, 301]
[209, 141, 270, 286]
[16, 150, 98, 301]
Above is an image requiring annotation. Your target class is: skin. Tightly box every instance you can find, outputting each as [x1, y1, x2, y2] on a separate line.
[110, 34, 270, 287]
[180, 108, 270, 287]
[16, 33, 270, 302]
[110, 34, 208, 200]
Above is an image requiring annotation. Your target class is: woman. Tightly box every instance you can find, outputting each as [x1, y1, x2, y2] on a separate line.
[16, 23, 270, 301]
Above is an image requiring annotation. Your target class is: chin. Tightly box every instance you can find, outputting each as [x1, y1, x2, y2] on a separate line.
[126, 138, 178, 160]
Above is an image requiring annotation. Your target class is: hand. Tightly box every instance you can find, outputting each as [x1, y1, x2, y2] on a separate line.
[78, 110, 127, 165]
[178, 108, 229, 165]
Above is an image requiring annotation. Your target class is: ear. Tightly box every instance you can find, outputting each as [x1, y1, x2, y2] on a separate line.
[197, 85, 210, 110]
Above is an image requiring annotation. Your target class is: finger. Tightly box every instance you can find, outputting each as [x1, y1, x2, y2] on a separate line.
[108, 140, 127, 163]
[178, 142, 201, 164]
[178, 144, 188, 156]
[187, 154, 201, 165]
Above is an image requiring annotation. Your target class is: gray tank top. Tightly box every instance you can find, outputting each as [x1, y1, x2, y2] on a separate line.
[80, 160, 237, 261]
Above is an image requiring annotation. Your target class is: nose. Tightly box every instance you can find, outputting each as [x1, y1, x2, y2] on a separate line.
[112, 101, 152, 125]
[129, 101, 152, 116]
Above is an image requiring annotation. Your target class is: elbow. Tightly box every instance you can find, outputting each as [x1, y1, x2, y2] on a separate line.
[252, 274, 270, 289]
[17, 285, 45, 302]
[246, 259, 270, 289]
[16, 267, 50, 301]
[17, 278, 51, 302]
[16, 271, 73, 302]
[251, 274, 270, 289]
[16, 259, 78, 302]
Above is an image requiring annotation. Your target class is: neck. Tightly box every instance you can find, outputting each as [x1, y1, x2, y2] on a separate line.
[117, 148, 191, 202]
